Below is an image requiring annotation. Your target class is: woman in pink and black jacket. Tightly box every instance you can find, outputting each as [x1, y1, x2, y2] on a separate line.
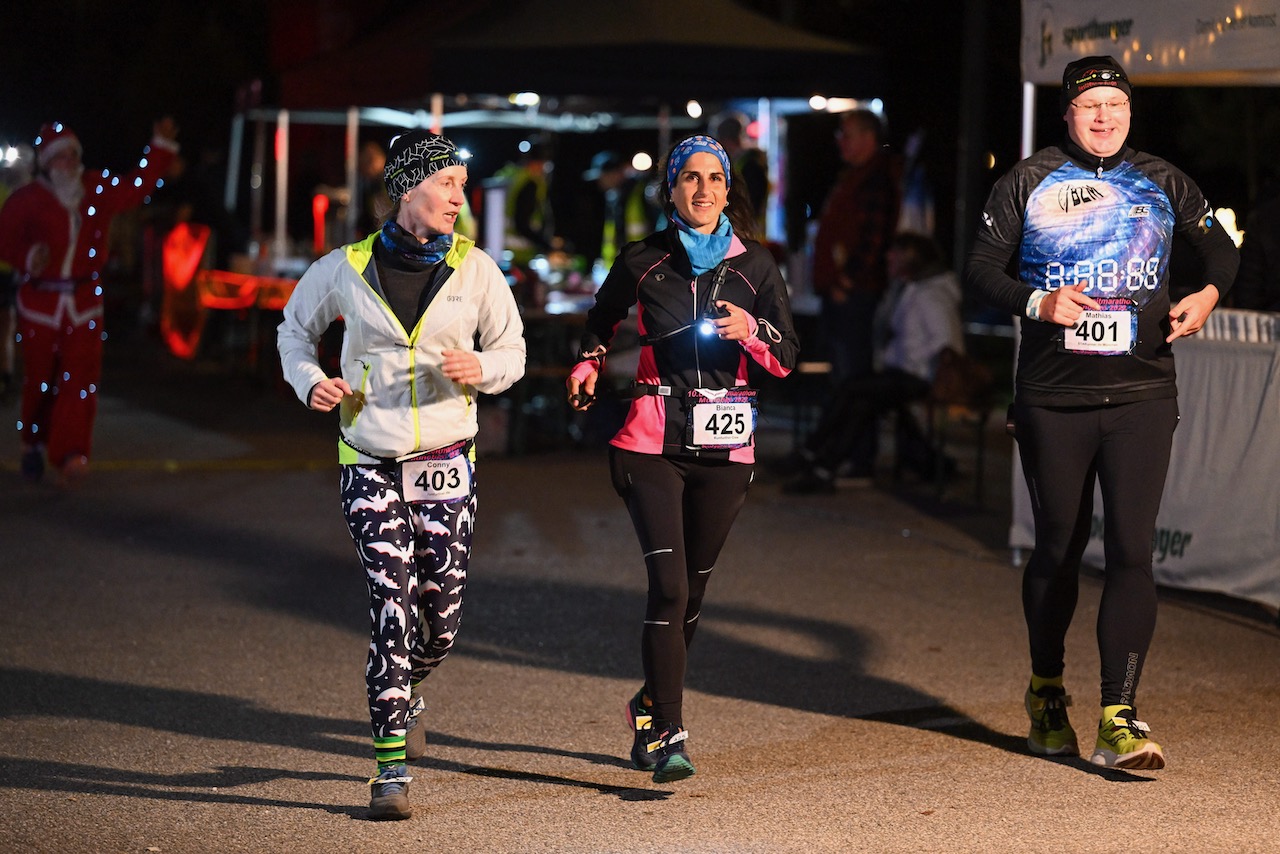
[566, 135, 798, 783]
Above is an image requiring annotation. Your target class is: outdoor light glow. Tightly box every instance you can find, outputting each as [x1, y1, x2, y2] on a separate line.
[632, 152, 653, 172]
[686, 100, 703, 119]
[809, 95, 828, 110]
[518, 140, 531, 154]
[510, 92, 541, 107]
[1216, 207, 1244, 247]
[824, 97, 858, 113]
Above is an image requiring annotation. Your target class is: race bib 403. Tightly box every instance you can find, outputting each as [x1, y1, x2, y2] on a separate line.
[401, 442, 472, 503]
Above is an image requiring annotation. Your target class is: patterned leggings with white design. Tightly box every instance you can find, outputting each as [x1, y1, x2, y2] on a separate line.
[340, 463, 475, 751]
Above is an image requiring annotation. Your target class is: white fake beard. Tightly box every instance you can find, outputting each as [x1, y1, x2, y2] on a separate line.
[48, 163, 85, 208]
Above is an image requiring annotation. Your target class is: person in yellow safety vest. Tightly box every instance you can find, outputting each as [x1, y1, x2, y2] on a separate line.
[492, 143, 554, 264]
[581, 150, 652, 270]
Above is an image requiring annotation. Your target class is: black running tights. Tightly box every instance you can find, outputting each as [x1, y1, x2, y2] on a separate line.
[609, 448, 754, 726]
[1014, 397, 1178, 707]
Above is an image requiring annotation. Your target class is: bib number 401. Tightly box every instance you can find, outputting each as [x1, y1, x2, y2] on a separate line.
[1061, 297, 1137, 356]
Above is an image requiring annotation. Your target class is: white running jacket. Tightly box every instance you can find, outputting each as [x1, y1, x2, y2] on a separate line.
[278, 232, 525, 460]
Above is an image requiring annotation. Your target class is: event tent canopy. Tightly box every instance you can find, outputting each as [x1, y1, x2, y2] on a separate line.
[279, 0, 882, 109]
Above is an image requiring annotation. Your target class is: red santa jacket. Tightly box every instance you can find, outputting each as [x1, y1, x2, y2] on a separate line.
[0, 136, 178, 283]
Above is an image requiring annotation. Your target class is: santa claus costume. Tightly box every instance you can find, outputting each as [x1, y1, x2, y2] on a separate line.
[0, 121, 178, 482]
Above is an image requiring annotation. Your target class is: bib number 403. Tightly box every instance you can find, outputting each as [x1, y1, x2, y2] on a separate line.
[416, 466, 462, 493]
[403, 456, 471, 503]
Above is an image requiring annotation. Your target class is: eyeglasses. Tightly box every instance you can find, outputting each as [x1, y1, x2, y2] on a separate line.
[1070, 99, 1130, 114]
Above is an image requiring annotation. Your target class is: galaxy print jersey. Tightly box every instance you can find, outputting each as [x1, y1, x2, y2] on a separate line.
[1021, 160, 1172, 313]
[965, 143, 1238, 407]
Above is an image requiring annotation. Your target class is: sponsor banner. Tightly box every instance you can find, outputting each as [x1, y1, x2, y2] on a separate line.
[1023, 0, 1280, 86]
[1010, 331, 1280, 610]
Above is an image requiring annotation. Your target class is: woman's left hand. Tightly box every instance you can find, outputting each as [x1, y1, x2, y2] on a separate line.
[707, 301, 752, 342]
[442, 349, 483, 385]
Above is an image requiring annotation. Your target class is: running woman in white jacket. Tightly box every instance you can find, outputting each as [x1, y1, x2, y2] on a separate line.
[278, 131, 525, 820]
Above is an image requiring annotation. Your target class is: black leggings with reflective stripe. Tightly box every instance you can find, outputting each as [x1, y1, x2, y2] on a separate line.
[1013, 397, 1178, 708]
[609, 448, 754, 726]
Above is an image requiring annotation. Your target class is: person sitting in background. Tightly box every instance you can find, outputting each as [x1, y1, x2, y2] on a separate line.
[785, 231, 963, 493]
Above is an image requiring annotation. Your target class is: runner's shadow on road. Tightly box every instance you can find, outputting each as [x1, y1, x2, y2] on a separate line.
[0, 668, 673, 803]
[0, 667, 367, 760]
[0, 756, 367, 816]
[461, 575, 1031, 760]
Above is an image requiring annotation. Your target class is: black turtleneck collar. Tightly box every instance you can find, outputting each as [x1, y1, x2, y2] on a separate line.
[1061, 136, 1130, 177]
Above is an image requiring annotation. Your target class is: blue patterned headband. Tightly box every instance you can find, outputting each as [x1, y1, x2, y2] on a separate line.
[384, 131, 468, 200]
[666, 135, 732, 193]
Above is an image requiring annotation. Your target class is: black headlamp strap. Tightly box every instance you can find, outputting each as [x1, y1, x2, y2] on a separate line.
[640, 260, 731, 345]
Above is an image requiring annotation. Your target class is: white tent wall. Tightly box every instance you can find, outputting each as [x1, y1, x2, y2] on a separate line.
[1007, 1, 1280, 613]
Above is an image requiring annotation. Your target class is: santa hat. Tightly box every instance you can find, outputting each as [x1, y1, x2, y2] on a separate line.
[35, 122, 82, 170]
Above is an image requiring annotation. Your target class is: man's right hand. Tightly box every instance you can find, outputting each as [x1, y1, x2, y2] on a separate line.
[1039, 282, 1101, 327]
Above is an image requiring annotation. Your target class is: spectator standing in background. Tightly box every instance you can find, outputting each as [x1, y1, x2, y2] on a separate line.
[0, 119, 178, 485]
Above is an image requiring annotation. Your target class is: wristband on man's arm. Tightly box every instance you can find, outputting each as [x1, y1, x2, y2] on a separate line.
[1025, 289, 1048, 320]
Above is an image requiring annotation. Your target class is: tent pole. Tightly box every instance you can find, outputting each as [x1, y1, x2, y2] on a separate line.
[1021, 81, 1036, 160]
[224, 112, 244, 214]
[275, 109, 290, 267]
[250, 118, 266, 249]
[658, 103, 671, 161]
[345, 107, 359, 245]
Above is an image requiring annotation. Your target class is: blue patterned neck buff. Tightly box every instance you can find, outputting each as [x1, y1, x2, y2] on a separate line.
[384, 131, 468, 200]
[672, 212, 732, 276]
[665, 135, 732, 194]
[380, 219, 452, 269]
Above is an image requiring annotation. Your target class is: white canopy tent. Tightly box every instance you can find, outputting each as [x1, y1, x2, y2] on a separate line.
[1007, 1, 1280, 613]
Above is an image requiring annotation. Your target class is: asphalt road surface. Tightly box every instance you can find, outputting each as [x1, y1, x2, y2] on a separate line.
[1, 337, 1277, 853]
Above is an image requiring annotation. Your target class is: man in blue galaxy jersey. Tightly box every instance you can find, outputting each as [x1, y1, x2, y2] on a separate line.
[964, 55, 1238, 771]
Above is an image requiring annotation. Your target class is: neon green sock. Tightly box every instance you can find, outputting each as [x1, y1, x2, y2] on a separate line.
[374, 735, 407, 769]
[1029, 673, 1064, 692]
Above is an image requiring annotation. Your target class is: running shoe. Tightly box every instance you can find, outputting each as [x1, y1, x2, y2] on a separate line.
[1090, 705, 1165, 770]
[367, 764, 413, 820]
[1025, 682, 1079, 757]
[624, 687, 656, 770]
[645, 722, 695, 784]
[404, 692, 427, 762]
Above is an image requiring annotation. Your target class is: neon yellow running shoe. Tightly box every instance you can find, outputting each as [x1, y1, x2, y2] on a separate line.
[1025, 683, 1079, 756]
[1090, 706, 1165, 770]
